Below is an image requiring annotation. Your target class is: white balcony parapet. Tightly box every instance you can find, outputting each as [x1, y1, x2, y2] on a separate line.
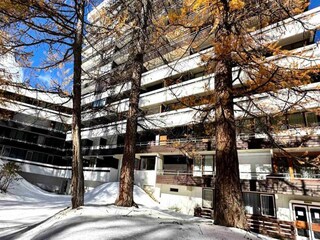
[0, 157, 119, 182]
[1, 85, 72, 107]
[82, 7, 320, 103]
[1, 99, 71, 123]
[74, 80, 320, 140]
[82, 43, 320, 121]
[82, 81, 131, 106]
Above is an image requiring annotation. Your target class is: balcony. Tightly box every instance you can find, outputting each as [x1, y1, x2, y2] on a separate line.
[2, 100, 71, 124]
[156, 170, 320, 196]
[156, 171, 205, 187]
[86, 6, 320, 96]
[0, 157, 119, 183]
[241, 175, 320, 196]
[81, 42, 320, 123]
[137, 137, 212, 153]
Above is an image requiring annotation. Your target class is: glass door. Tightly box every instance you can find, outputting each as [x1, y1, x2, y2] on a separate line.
[310, 207, 320, 240]
[293, 205, 310, 239]
[293, 204, 320, 240]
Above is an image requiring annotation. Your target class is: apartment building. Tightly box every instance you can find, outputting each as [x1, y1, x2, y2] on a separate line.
[0, 50, 119, 192]
[0, 0, 320, 239]
[77, 1, 320, 239]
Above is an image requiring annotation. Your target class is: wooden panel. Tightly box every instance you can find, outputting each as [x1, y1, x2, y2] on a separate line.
[159, 135, 167, 141]
[295, 220, 308, 229]
[238, 214, 294, 239]
[312, 223, 320, 232]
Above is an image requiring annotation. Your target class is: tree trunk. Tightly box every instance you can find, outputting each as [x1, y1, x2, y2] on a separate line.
[115, 52, 143, 207]
[213, 56, 247, 229]
[71, 0, 85, 209]
[116, 0, 151, 207]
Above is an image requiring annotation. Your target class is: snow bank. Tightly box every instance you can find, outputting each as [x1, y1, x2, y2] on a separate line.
[0, 176, 274, 240]
[3, 177, 69, 203]
[2, 176, 157, 207]
[85, 182, 158, 207]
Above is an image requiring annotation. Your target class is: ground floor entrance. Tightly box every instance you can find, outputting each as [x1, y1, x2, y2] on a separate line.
[293, 203, 320, 240]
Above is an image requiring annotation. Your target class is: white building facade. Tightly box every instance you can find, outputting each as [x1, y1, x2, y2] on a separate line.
[1, 1, 320, 239]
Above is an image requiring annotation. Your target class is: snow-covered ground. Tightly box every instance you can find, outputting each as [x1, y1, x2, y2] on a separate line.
[0, 177, 273, 240]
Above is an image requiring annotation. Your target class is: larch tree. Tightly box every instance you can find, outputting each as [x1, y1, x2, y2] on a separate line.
[91, 0, 167, 207]
[164, 0, 319, 228]
[0, 0, 102, 208]
[112, 0, 153, 207]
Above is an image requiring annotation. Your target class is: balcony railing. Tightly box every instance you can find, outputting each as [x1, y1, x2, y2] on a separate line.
[0, 119, 67, 134]
[0, 136, 64, 151]
[155, 170, 320, 195]
[241, 176, 320, 196]
[156, 172, 204, 186]
[80, 130, 320, 154]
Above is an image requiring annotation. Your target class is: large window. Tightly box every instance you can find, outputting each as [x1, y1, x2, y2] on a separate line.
[203, 155, 214, 175]
[139, 156, 156, 170]
[260, 194, 275, 217]
[243, 192, 276, 217]
[202, 188, 214, 209]
[288, 113, 305, 128]
[9, 148, 27, 159]
[92, 98, 106, 108]
[305, 112, 320, 127]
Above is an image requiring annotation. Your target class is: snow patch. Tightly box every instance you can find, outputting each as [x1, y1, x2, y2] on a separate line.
[0, 176, 274, 240]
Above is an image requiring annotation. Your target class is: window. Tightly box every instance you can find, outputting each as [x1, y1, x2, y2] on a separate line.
[260, 194, 275, 217]
[92, 98, 106, 108]
[202, 188, 214, 208]
[243, 192, 261, 215]
[239, 119, 254, 134]
[53, 122, 65, 131]
[37, 136, 46, 145]
[203, 155, 214, 175]
[170, 188, 178, 192]
[288, 113, 305, 128]
[305, 112, 320, 127]
[3, 147, 10, 157]
[243, 192, 276, 217]
[47, 155, 53, 164]
[254, 117, 267, 133]
[15, 131, 26, 141]
[9, 148, 27, 159]
[26, 151, 33, 160]
[134, 158, 140, 170]
[140, 156, 156, 170]
[31, 152, 48, 163]
[270, 115, 288, 130]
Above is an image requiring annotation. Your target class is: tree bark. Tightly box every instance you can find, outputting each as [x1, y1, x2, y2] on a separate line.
[71, 0, 85, 209]
[115, 52, 143, 207]
[116, 0, 151, 207]
[213, 56, 247, 228]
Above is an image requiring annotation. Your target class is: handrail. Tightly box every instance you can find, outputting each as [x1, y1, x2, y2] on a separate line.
[0, 136, 64, 151]
[0, 119, 67, 134]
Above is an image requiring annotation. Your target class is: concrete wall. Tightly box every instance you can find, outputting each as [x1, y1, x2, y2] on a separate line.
[19, 171, 67, 193]
[134, 170, 157, 188]
[1, 158, 118, 193]
[276, 194, 320, 221]
[155, 184, 202, 215]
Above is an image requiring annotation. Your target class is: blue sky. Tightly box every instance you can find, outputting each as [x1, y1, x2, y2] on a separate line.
[310, 0, 320, 42]
[23, 1, 104, 92]
[22, 0, 320, 91]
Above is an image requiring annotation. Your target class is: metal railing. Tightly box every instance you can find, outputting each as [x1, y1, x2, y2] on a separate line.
[0, 136, 64, 151]
[0, 119, 67, 134]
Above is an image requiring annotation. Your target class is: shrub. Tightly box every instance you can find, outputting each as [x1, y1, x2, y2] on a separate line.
[0, 162, 21, 192]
